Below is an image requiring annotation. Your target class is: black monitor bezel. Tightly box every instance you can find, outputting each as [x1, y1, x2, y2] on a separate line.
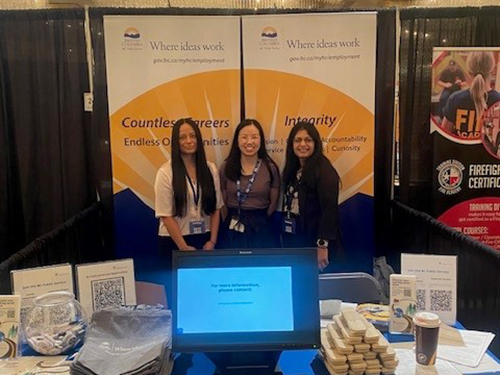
[172, 248, 320, 353]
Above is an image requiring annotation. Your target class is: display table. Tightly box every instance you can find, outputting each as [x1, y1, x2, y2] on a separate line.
[170, 329, 500, 375]
[170, 349, 500, 375]
[17, 320, 500, 375]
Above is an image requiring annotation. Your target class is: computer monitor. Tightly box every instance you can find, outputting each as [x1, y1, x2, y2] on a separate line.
[172, 248, 320, 354]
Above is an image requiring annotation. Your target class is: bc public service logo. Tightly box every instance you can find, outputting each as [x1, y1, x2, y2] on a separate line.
[124, 27, 141, 39]
[261, 26, 278, 39]
[259, 26, 280, 50]
[121, 27, 144, 50]
[437, 159, 465, 195]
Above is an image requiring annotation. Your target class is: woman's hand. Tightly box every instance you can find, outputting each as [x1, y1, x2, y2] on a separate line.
[317, 247, 329, 271]
[180, 245, 196, 251]
[203, 241, 215, 251]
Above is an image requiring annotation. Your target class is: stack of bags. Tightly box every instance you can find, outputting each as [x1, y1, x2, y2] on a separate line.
[319, 307, 399, 375]
[70, 306, 173, 375]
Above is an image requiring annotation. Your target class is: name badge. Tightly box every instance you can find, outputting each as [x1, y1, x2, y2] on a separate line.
[189, 220, 206, 235]
[229, 216, 245, 233]
[283, 217, 296, 234]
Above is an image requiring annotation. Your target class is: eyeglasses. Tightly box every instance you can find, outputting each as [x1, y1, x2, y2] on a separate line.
[293, 137, 314, 144]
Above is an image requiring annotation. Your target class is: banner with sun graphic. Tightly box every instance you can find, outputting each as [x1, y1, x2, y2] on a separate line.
[242, 13, 377, 270]
[431, 47, 500, 250]
[103, 16, 240, 263]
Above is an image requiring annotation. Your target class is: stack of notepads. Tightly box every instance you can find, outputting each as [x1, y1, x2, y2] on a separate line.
[70, 306, 173, 375]
[319, 307, 399, 375]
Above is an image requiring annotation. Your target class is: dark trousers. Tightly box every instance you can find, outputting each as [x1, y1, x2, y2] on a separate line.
[158, 232, 210, 309]
[220, 208, 278, 249]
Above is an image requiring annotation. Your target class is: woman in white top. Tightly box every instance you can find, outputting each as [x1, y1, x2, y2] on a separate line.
[154, 118, 223, 305]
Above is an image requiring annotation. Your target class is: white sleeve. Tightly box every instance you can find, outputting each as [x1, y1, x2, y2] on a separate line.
[154, 165, 174, 218]
[209, 162, 224, 210]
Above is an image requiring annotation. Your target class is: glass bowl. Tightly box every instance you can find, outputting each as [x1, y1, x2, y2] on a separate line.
[24, 291, 86, 355]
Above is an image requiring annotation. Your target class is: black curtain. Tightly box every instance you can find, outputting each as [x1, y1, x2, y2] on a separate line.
[398, 6, 500, 212]
[389, 200, 500, 356]
[0, 9, 95, 262]
[374, 9, 396, 257]
[0, 32, 25, 260]
[0, 202, 110, 294]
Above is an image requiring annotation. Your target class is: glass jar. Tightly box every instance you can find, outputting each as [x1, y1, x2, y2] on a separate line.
[24, 291, 87, 355]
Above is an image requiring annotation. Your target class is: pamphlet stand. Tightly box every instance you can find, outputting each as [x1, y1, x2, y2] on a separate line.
[205, 351, 283, 375]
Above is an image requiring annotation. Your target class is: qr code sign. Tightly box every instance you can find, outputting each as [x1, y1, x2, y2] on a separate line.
[430, 290, 452, 311]
[91, 277, 126, 311]
[416, 289, 426, 311]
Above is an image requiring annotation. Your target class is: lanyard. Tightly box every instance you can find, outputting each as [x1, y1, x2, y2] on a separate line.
[187, 175, 200, 206]
[236, 159, 262, 215]
[285, 169, 302, 218]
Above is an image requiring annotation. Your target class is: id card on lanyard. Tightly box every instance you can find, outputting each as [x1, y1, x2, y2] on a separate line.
[230, 159, 262, 233]
[283, 216, 296, 234]
[282, 173, 301, 234]
[187, 175, 206, 235]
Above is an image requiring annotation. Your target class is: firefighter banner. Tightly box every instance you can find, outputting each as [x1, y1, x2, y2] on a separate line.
[431, 47, 500, 250]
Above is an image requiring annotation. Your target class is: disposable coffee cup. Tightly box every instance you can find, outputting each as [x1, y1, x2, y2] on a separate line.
[413, 312, 441, 366]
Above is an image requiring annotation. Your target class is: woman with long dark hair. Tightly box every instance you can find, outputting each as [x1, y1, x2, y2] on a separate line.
[282, 121, 341, 271]
[220, 119, 280, 248]
[154, 118, 223, 304]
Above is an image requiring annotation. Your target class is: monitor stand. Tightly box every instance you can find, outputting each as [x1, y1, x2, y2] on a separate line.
[205, 351, 283, 375]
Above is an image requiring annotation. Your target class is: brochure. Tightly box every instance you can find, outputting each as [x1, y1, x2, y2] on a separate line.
[0, 295, 21, 359]
[0, 356, 70, 375]
[389, 274, 417, 334]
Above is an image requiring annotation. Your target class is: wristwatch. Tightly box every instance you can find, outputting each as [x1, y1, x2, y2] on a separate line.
[316, 238, 329, 248]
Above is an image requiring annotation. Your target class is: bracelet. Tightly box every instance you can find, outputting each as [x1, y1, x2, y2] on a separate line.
[208, 240, 216, 246]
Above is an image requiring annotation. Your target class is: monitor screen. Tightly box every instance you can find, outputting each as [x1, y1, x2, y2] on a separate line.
[172, 248, 320, 353]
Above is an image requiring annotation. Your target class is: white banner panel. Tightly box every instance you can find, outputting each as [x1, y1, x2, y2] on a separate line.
[242, 12, 376, 202]
[104, 15, 241, 206]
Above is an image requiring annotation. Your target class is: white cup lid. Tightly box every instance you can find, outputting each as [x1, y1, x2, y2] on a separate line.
[413, 312, 441, 328]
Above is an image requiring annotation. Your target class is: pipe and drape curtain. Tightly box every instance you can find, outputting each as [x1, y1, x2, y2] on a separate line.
[0, 10, 96, 262]
[397, 10, 500, 354]
[0, 202, 108, 294]
[374, 9, 396, 257]
[389, 200, 500, 355]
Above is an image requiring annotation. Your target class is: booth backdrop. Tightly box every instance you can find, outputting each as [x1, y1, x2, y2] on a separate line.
[102, 12, 379, 275]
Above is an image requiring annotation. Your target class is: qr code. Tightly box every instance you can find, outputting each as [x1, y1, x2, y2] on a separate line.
[92, 277, 126, 311]
[48, 303, 75, 324]
[20, 307, 29, 325]
[430, 290, 452, 311]
[416, 289, 426, 311]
